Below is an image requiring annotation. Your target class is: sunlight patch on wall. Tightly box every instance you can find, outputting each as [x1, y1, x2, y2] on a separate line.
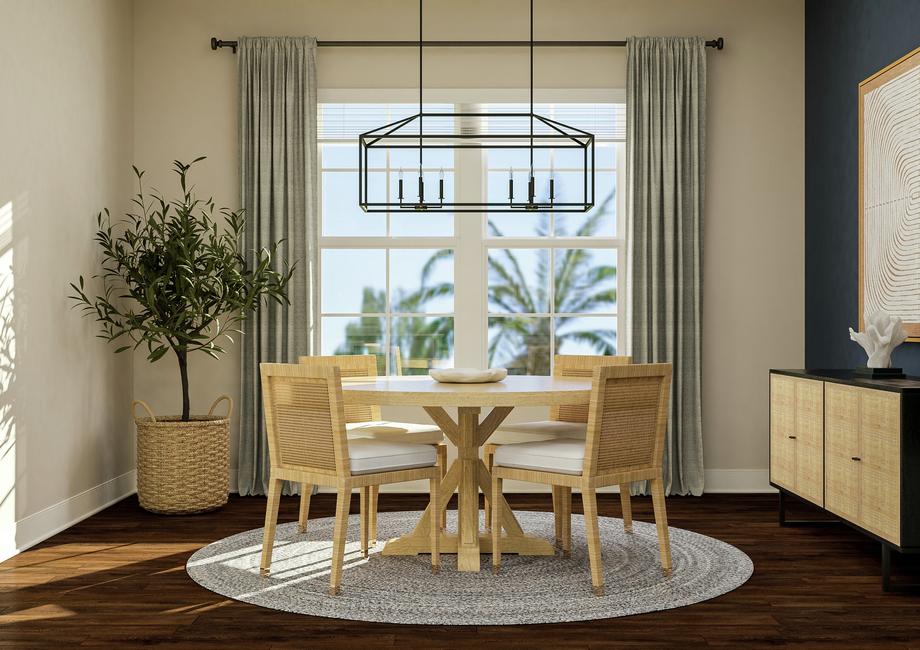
[0, 200, 16, 560]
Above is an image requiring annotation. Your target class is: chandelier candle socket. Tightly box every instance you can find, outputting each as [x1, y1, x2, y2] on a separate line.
[358, 0, 595, 213]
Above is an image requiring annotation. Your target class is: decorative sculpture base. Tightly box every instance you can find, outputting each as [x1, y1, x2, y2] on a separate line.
[853, 366, 906, 379]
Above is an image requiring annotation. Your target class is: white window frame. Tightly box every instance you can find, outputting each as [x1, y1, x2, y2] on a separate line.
[317, 88, 628, 373]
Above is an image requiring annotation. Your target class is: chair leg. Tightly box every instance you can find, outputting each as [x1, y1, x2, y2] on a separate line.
[437, 444, 448, 530]
[484, 443, 497, 530]
[369, 486, 378, 546]
[581, 487, 604, 596]
[560, 486, 572, 557]
[359, 486, 370, 558]
[650, 477, 672, 577]
[298, 483, 313, 533]
[329, 486, 350, 596]
[552, 486, 562, 548]
[260, 477, 283, 576]
[619, 483, 633, 533]
[491, 475, 503, 574]
[430, 477, 440, 574]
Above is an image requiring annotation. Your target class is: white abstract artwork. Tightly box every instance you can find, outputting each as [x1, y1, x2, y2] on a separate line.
[861, 51, 920, 340]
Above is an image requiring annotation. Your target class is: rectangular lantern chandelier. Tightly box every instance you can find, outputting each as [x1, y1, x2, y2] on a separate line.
[358, 0, 595, 213]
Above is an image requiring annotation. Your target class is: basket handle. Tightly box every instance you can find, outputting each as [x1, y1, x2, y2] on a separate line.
[208, 394, 233, 418]
[132, 399, 157, 422]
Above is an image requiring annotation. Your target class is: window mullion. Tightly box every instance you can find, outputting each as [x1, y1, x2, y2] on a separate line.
[550, 247, 556, 373]
[453, 104, 486, 369]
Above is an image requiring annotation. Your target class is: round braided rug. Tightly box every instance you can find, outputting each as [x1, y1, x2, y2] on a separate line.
[186, 510, 752, 625]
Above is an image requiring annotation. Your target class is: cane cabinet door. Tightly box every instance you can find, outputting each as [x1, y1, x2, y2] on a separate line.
[858, 388, 900, 544]
[770, 374, 796, 491]
[824, 383, 861, 522]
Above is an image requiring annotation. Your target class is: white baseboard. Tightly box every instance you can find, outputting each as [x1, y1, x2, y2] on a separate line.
[0, 470, 137, 563]
[230, 468, 775, 495]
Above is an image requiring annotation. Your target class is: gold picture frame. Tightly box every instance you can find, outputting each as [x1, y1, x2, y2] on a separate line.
[859, 45, 920, 342]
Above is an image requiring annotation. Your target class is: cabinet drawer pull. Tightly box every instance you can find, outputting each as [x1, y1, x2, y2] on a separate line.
[851, 456, 861, 461]
[787, 435, 797, 439]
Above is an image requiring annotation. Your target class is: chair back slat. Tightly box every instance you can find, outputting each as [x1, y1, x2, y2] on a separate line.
[298, 354, 380, 423]
[261, 363, 350, 475]
[551, 354, 632, 423]
[583, 363, 672, 476]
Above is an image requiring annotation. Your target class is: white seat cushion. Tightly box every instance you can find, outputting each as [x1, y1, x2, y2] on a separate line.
[487, 420, 586, 445]
[346, 421, 444, 446]
[493, 439, 585, 475]
[348, 439, 438, 475]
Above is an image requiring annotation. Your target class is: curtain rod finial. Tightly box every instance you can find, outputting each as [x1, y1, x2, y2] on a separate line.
[211, 37, 238, 53]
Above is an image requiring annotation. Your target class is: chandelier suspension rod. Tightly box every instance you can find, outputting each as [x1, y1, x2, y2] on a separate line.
[529, 0, 534, 202]
[211, 38, 725, 53]
[419, 0, 423, 200]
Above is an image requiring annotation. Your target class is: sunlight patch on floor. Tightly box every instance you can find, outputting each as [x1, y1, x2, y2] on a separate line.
[0, 603, 75, 624]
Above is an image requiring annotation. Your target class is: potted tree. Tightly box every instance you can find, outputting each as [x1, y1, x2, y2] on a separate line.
[71, 158, 292, 514]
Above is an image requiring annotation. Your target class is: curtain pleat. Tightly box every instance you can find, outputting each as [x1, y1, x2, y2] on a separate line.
[627, 37, 706, 496]
[237, 36, 319, 496]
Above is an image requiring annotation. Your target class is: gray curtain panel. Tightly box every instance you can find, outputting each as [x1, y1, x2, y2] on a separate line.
[237, 36, 320, 496]
[627, 36, 706, 496]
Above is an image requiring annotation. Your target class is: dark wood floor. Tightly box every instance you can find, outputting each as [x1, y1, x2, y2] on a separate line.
[2, 493, 920, 648]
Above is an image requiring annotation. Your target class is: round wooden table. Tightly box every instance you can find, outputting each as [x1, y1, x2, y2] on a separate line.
[342, 375, 592, 572]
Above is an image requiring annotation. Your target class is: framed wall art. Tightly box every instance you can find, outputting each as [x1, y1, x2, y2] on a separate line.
[859, 45, 920, 342]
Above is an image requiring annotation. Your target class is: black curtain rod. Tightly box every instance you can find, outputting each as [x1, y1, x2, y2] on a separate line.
[210, 37, 724, 54]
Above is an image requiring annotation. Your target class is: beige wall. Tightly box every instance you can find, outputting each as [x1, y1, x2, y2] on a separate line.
[0, 0, 135, 557]
[132, 0, 805, 491]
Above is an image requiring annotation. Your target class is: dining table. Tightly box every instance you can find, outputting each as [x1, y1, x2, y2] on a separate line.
[342, 374, 593, 572]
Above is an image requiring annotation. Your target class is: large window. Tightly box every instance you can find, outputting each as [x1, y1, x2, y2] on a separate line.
[318, 95, 625, 375]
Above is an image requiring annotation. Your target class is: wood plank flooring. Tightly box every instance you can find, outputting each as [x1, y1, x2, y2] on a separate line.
[1, 493, 920, 648]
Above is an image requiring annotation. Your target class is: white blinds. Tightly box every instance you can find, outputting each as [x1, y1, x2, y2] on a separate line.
[318, 102, 625, 140]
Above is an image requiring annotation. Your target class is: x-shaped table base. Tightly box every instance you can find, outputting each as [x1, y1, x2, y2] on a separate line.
[381, 406, 556, 571]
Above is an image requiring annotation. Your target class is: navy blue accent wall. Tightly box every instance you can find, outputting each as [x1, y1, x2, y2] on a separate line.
[806, 0, 920, 373]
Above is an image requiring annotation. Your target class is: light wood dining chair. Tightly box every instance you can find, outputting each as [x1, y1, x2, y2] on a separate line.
[297, 354, 448, 543]
[259, 363, 440, 596]
[490, 363, 673, 596]
[483, 354, 632, 547]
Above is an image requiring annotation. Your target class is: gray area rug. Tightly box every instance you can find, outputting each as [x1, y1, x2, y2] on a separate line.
[186, 510, 753, 625]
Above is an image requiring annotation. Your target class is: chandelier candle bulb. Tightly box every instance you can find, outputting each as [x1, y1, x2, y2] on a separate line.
[550, 160, 555, 202]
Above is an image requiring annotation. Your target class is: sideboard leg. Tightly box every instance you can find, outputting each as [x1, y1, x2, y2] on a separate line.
[777, 489, 839, 527]
[882, 544, 891, 592]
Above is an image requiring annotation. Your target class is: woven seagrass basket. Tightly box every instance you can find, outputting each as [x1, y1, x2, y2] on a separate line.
[132, 395, 232, 515]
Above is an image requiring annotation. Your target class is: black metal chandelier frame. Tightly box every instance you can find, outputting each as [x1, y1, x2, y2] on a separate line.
[358, 0, 595, 213]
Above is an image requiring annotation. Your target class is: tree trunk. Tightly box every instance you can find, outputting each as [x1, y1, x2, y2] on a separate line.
[176, 347, 190, 421]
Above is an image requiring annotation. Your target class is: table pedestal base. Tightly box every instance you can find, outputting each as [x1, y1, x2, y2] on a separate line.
[381, 406, 555, 571]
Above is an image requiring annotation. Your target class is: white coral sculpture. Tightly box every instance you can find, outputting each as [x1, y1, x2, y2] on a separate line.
[849, 311, 909, 368]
